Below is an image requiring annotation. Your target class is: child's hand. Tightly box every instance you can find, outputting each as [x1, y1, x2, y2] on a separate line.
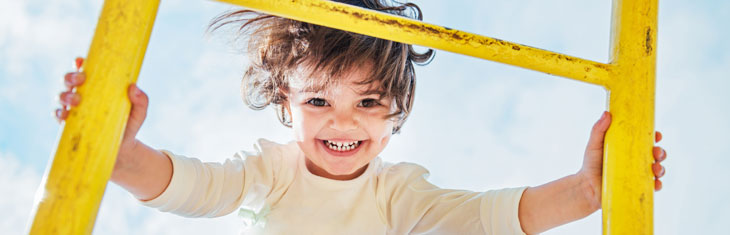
[54, 59, 174, 200]
[55, 59, 150, 158]
[578, 111, 668, 208]
[518, 112, 667, 233]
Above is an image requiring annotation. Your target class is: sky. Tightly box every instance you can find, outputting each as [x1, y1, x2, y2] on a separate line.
[1, 0, 728, 234]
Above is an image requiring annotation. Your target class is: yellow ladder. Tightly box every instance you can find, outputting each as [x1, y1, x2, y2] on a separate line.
[28, 0, 657, 234]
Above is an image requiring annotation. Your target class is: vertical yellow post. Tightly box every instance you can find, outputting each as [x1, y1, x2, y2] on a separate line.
[28, 0, 159, 234]
[603, 0, 657, 234]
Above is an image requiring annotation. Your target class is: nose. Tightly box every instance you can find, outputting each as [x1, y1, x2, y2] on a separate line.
[329, 108, 359, 132]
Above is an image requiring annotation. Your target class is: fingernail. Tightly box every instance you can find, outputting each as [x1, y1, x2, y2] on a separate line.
[75, 57, 84, 70]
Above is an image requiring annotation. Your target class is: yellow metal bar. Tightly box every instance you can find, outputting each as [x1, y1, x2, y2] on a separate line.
[215, 0, 612, 87]
[602, 0, 657, 234]
[28, 0, 160, 234]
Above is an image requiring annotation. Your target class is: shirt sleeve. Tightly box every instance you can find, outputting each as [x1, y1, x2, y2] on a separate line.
[378, 162, 527, 235]
[139, 139, 294, 218]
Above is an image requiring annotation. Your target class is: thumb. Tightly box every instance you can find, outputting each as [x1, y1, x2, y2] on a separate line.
[586, 111, 612, 152]
[123, 84, 149, 140]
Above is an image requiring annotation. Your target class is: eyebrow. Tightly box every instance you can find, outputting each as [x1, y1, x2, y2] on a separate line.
[299, 82, 329, 94]
[357, 89, 383, 97]
[298, 84, 384, 97]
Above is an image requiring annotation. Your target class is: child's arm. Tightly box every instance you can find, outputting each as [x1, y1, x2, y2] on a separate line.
[517, 171, 597, 234]
[111, 138, 173, 201]
[57, 71, 173, 201]
[517, 112, 667, 234]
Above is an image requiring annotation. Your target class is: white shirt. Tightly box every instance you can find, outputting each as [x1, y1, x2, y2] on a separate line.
[142, 139, 527, 234]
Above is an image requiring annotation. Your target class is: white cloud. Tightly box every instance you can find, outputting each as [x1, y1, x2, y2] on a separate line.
[0, 0, 98, 76]
[0, 151, 242, 234]
[94, 185, 242, 234]
[0, 151, 41, 234]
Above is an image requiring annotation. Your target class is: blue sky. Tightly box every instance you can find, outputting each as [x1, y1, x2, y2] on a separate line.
[1, 0, 728, 234]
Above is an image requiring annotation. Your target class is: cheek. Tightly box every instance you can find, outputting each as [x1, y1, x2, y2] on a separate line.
[365, 116, 394, 145]
[288, 105, 307, 141]
[290, 107, 324, 141]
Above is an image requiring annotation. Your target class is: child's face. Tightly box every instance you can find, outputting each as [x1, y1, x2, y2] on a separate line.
[285, 64, 395, 180]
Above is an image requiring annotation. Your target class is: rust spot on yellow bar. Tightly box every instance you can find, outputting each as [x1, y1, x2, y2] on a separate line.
[71, 134, 81, 152]
[595, 63, 609, 71]
[645, 27, 653, 55]
[639, 193, 645, 203]
[323, 3, 444, 35]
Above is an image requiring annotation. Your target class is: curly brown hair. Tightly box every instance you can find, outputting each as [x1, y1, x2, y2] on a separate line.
[209, 0, 434, 134]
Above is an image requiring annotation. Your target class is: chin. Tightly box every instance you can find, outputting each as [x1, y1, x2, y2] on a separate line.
[322, 161, 361, 175]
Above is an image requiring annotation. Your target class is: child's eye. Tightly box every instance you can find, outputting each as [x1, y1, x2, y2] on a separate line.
[306, 98, 329, 107]
[360, 99, 380, 108]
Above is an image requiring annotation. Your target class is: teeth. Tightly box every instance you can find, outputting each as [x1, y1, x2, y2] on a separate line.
[324, 140, 361, 152]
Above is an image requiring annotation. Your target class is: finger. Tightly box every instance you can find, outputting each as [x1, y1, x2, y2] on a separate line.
[653, 146, 667, 162]
[123, 84, 149, 140]
[64, 72, 86, 89]
[652, 162, 665, 178]
[55, 108, 68, 122]
[655, 131, 663, 143]
[654, 179, 662, 191]
[586, 111, 612, 151]
[59, 91, 81, 107]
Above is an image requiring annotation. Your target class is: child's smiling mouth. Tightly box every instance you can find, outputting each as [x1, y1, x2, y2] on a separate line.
[319, 139, 365, 157]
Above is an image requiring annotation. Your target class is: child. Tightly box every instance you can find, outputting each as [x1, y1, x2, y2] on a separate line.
[56, 0, 668, 234]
